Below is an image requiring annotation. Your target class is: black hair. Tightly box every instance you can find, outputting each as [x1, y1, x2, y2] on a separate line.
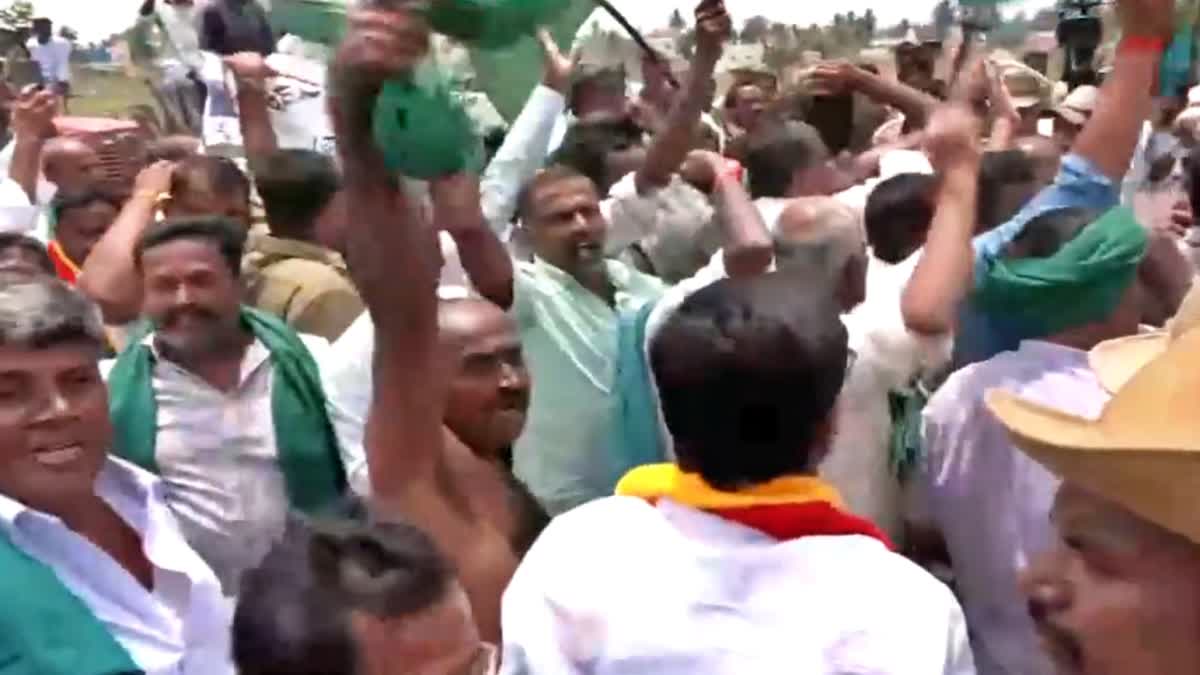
[169, 155, 251, 202]
[568, 65, 626, 115]
[0, 233, 54, 275]
[550, 115, 643, 194]
[865, 173, 937, 264]
[651, 273, 849, 491]
[1188, 146, 1200, 219]
[134, 216, 247, 276]
[252, 149, 341, 238]
[516, 163, 593, 225]
[744, 121, 830, 199]
[51, 188, 121, 226]
[142, 135, 201, 165]
[977, 149, 1038, 233]
[233, 500, 455, 675]
[1006, 206, 1101, 260]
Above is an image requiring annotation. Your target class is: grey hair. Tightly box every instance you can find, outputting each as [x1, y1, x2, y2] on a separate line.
[773, 198, 866, 288]
[0, 273, 106, 350]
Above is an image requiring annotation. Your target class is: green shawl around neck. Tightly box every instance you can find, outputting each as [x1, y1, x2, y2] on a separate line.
[107, 307, 345, 514]
[0, 529, 140, 675]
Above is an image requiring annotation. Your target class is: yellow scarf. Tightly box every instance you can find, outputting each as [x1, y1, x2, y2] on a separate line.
[616, 463, 846, 509]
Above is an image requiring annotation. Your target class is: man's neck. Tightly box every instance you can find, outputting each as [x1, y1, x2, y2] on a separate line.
[1046, 323, 1133, 352]
[157, 327, 253, 392]
[56, 493, 154, 589]
[575, 266, 616, 306]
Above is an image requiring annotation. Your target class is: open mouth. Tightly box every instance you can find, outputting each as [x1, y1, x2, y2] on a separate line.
[1036, 626, 1084, 674]
[575, 242, 603, 260]
[34, 443, 84, 468]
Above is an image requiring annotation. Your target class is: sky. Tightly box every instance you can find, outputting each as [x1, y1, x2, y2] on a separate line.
[36, 0, 1058, 44]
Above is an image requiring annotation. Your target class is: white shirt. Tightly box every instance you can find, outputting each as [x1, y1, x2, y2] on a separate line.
[603, 172, 718, 283]
[0, 457, 234, 674]
[919, 340, 1111, 675]
[102, 333, 358, 596]
[481, 85, 565, 238]
[500, 496, 975, 674]
[27, 36, 71, 84]
[640, 250, 947, 541]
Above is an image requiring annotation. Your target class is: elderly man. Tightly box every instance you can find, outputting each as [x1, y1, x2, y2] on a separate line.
[0, 274, 233, 674]
[986, 322, 1200, 675]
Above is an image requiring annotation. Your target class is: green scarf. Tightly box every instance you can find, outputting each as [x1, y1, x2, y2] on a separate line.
[0, 531, 140, 675]
[107, 307, 345, 514]
[972, 206, 1148, 336]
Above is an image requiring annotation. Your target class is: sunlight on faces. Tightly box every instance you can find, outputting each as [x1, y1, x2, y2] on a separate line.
[1021, 483, 1200, 675]
[140, 239, 243, 359]
[526, 175, 608, 277]
[439, 300, 530, 463]
[0, 341, 111, 513]
[350, 583, 493, 675]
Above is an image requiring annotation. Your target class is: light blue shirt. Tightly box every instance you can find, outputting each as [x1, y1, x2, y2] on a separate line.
[956, 154, 1119, 367]
[0, 457, 235, 675]
[513, 258, 667, 515]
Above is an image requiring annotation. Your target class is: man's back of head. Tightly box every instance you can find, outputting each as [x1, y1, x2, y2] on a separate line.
[773, 197, 868, 312]
[744, 121, 830, 199]
[651, 274, 849, 491]
[253, 149, 342, 241]
[234, 500, 484, 675]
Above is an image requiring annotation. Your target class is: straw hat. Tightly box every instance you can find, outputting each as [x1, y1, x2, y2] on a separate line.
[1053, 85, 1099, 127]
[985, 326, 1200, 545]
[1089, 284, 1200, 394]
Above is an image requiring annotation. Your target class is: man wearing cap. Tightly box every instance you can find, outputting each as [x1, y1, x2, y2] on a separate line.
[1051, 85, 1099, 152]
[998, 60, 1052, 136]
[987, 308, 1200, 675]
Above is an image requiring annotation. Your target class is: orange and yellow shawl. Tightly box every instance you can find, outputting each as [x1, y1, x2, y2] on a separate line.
[617, 464, 893, 549]
[47, 241, 80, 285]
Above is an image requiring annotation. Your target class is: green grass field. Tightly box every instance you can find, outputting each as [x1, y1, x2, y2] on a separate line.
[68, 64, 156, 119]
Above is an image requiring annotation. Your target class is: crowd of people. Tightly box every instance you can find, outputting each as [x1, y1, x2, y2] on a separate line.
[0, 0, 1199, 673]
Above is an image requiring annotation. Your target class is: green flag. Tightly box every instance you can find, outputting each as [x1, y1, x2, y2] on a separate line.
[468, 0, 595, 121]
[269, 0, 585, 174]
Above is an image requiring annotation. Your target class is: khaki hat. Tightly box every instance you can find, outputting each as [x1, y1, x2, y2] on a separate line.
[986, 326, 1200, 545]
[998, 61, 1051, 110]
[1054, 85, 1100, 127]
[1089, 284, 1200, 394]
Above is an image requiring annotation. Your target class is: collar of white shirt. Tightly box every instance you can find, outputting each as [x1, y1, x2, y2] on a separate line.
[0, 457, 235, 675]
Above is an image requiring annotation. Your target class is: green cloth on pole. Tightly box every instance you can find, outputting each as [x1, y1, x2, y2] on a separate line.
[972, 206, 1149, 336]
[107, 307, 346, 515]
[0, 531, 139, 675]
[468, 0, 595, 121]
[270, 0, 592, 133]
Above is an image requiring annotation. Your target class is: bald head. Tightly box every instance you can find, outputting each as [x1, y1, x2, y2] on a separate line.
[438, 298, 512, 348]
[773, 197, 867, 312]
[43, 138, 103, 193]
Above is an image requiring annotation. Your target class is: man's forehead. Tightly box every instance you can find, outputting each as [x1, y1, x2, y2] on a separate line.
[1052, 483, 1186, 552]
[439, 300, 515, 342]
[534, 177, 597, 208]
[0, 342, 101, 373]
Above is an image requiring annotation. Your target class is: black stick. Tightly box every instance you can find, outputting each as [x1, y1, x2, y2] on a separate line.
[591, 0, 681, 89]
